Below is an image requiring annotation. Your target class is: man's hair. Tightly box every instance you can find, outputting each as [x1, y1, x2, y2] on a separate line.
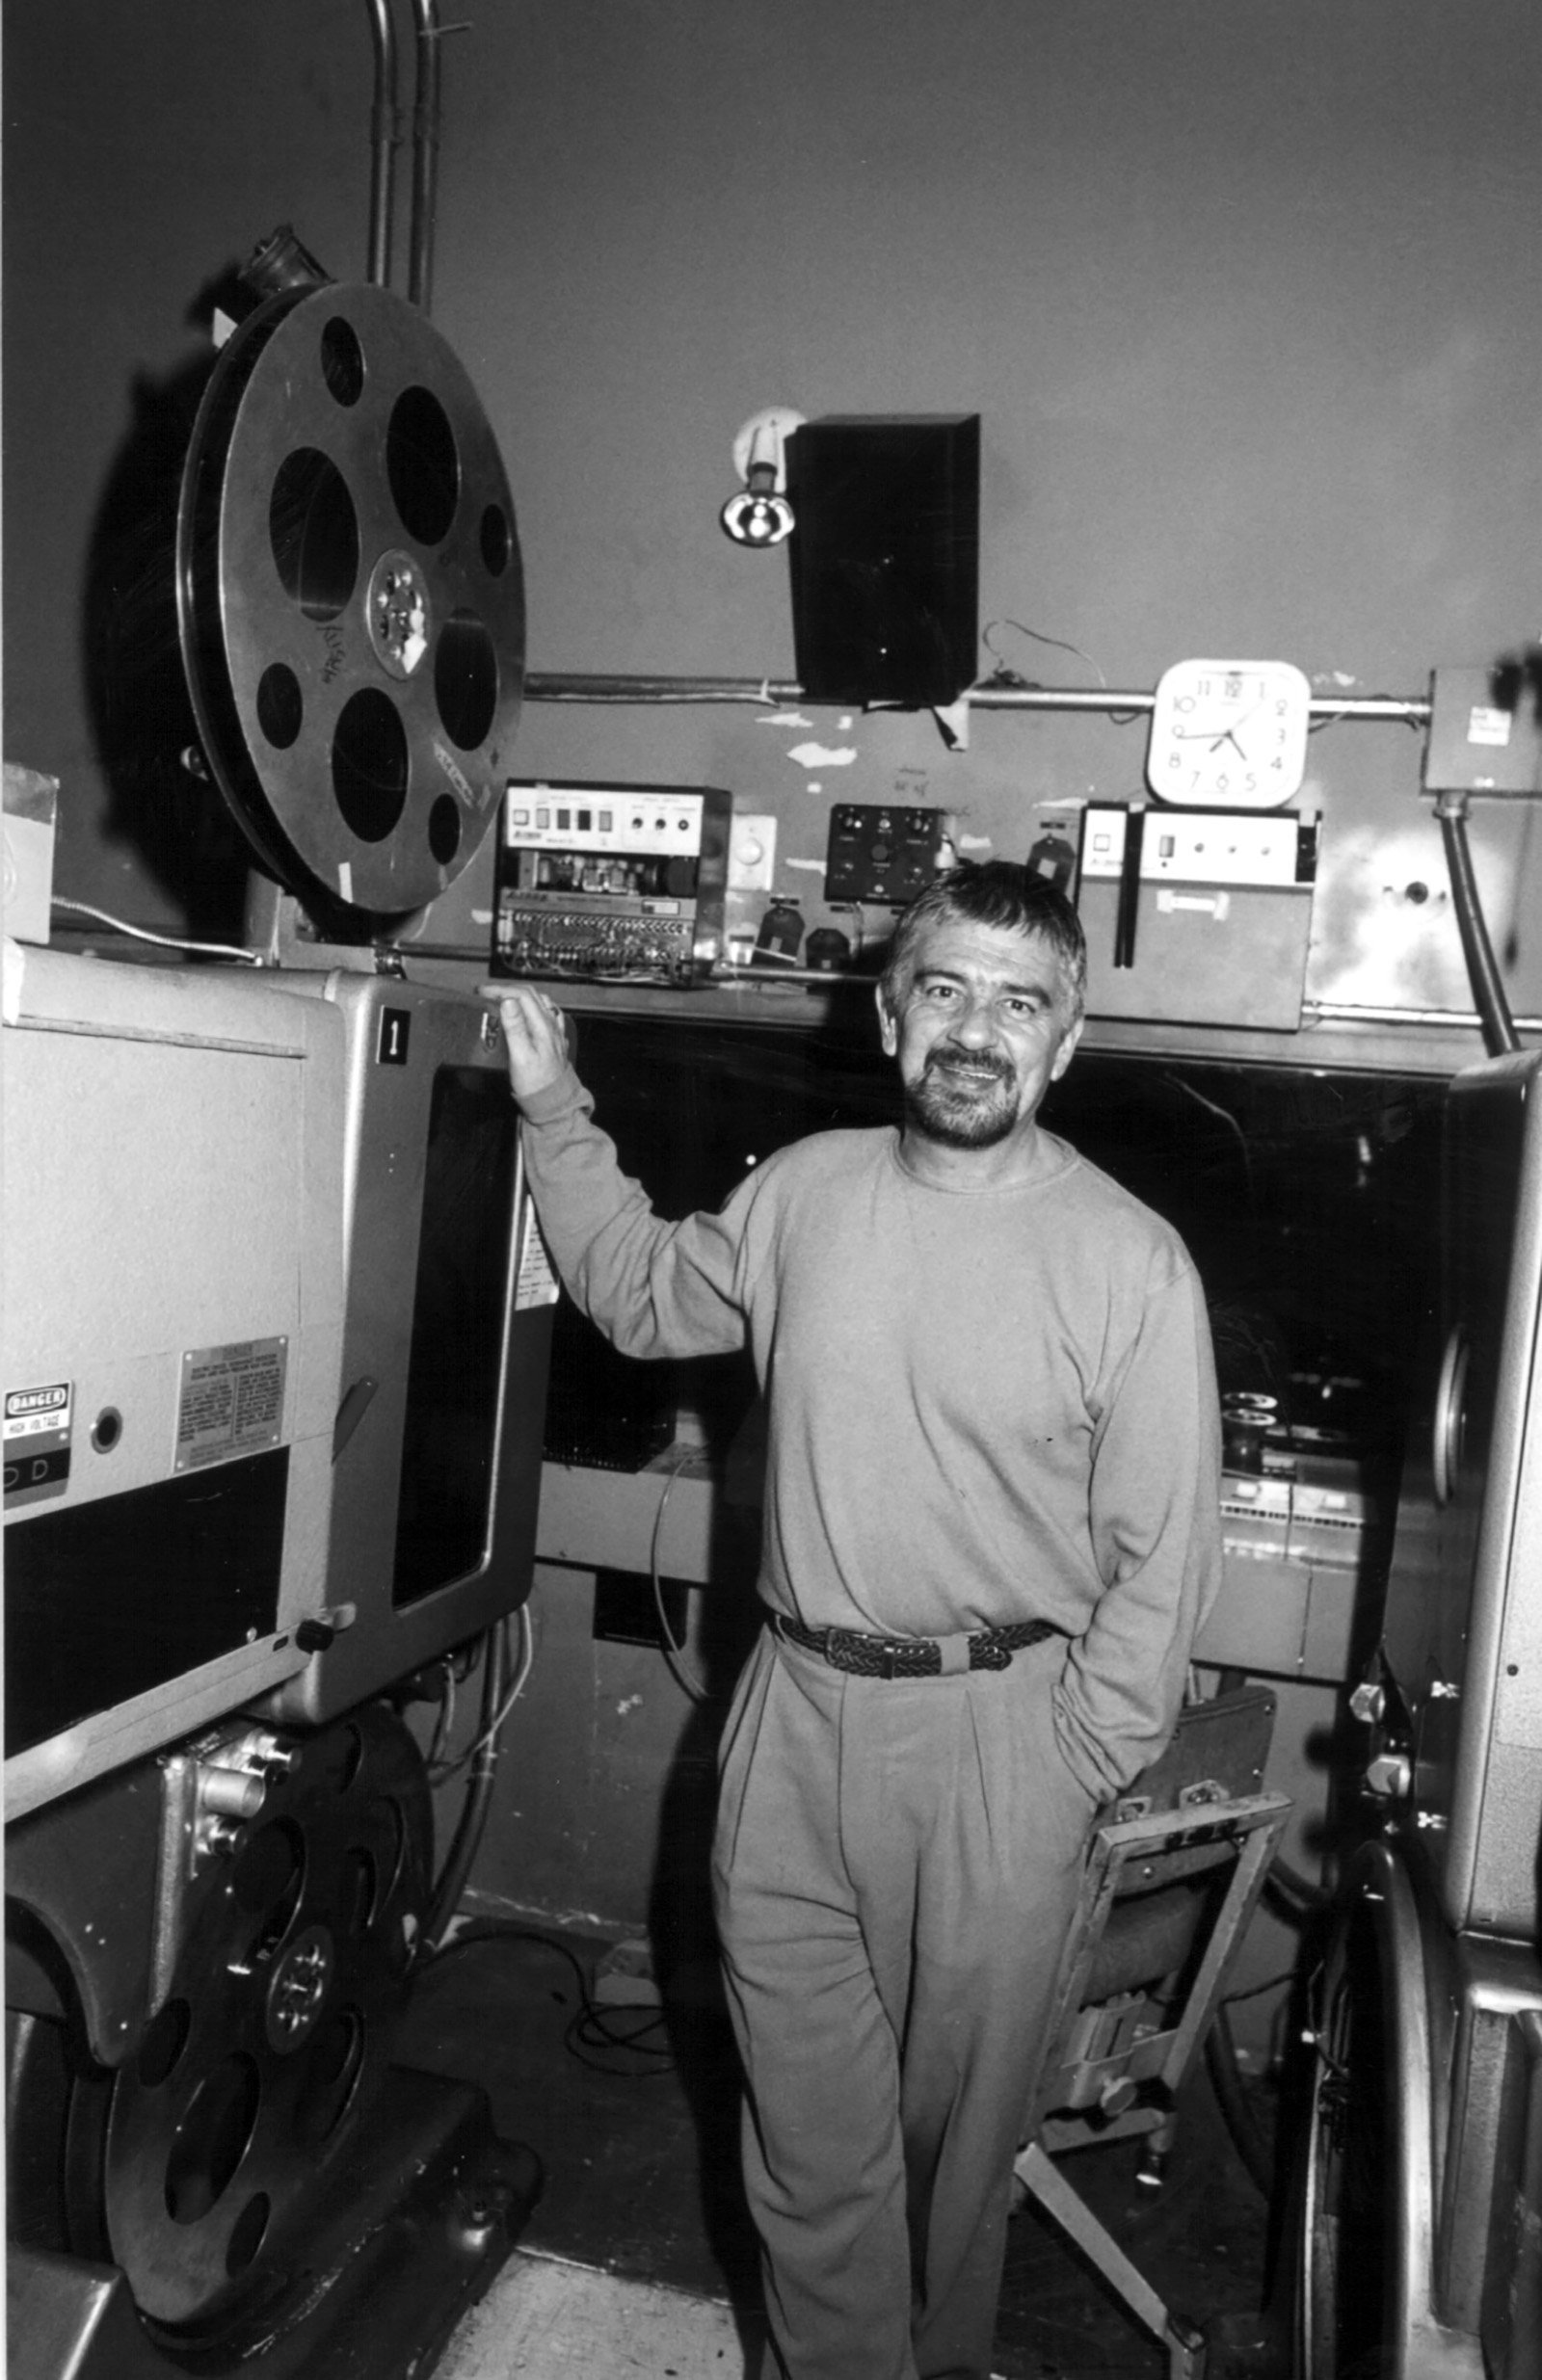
[879, 860, 1087, 1021]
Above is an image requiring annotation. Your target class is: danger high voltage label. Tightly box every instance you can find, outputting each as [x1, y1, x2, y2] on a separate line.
[4, 1382, 72, 1508]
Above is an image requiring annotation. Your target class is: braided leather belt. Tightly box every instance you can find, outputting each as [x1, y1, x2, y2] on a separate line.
[769, 1610, 1059, 1679]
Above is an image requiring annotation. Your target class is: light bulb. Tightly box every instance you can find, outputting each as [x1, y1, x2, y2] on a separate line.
[722, 463, 794, 547]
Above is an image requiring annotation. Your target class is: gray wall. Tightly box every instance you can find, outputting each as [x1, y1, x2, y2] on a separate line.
[7, 0, 1541, 1006]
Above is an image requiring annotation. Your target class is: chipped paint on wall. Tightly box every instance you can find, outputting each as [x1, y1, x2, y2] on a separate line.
[785, 743, 857, 770]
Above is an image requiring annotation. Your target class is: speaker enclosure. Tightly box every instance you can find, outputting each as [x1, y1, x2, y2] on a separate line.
[787, 415, 980, 709]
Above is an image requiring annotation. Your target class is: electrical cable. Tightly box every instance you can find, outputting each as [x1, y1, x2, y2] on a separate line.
[1163, 1072, 1254, 1197]
[50, 896, 263, 964]
[421, 1620, 507, 1953]
[1221, 1966, 1304, 2005]
[1264, 1854, 1331, 1916]
[1205, 2000, 1277, 2198]
[420, 1609, 537, 1955]
[416, 1917, 678, 2073]
[982, 618, 1108, 689]
[421, 1650, 459, 1775]
[429, 1604, 535, 1783]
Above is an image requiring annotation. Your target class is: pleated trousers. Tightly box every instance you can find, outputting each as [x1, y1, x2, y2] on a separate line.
[711, 1625, 1099, 2380]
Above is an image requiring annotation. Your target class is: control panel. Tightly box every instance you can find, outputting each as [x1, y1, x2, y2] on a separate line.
[824, 803, 944, 904]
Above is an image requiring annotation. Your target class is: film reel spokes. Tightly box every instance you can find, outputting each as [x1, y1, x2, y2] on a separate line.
[73, 1706, 432, 2340]
[177, 279, 525, 923]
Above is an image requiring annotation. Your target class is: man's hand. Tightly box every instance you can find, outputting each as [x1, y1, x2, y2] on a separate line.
[484, 984, 571, 1104]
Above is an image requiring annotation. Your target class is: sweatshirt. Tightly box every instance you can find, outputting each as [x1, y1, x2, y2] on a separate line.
[518, 1067, 1223, 1799]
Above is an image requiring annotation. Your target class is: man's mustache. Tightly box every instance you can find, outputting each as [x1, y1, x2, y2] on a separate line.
[923, 1048, 1015, 1085]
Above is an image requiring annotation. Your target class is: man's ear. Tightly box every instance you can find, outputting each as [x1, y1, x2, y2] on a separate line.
[875, 980, 898, 1058]
[1050, 1015, 1084, 1083]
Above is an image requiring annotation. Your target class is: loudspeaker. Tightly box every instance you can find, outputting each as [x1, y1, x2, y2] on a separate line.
[788, 415, 980, 708]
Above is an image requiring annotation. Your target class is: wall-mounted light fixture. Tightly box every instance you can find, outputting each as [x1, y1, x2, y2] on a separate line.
[720, 408, 804, 547]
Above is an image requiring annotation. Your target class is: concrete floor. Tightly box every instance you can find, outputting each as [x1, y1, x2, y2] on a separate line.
[437, 2252, 762, 2380]
[395, 1921, 1284, 2380]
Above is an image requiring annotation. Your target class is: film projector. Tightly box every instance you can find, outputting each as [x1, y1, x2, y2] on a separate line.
[5, 251, 556, 2379]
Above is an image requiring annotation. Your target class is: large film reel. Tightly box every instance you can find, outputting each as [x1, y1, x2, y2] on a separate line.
[65, 1705, 433, 2344]
[177, 278, 524, 920]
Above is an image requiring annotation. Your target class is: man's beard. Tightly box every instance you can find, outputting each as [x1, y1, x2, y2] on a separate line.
[904, 1048, 1019, 1150]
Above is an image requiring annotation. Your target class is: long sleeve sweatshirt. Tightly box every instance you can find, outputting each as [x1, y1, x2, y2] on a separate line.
[518, 1066, 1223, 1799]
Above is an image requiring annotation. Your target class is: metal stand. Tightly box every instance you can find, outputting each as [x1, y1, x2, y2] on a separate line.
[1012, 1688, 1292, 2378]
[1014, 2139, 1210, 2380]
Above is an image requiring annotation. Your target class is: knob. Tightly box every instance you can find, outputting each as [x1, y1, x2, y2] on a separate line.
[296, 1618, 335, 1654]
[198, 1765, 267, 1821]
[220, 1722, 302, 1777]
[1365, 1751, 1412, 1800]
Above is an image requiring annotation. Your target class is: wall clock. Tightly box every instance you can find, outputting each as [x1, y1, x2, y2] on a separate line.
[1146, 658, 1312, 807]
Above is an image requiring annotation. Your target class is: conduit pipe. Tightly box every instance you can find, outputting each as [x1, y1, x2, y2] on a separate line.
[1436, 789, 1521, 1056]
[407, 0, 444, 316]
[363, 0, 447, 313]
[364, 0, 403, 288]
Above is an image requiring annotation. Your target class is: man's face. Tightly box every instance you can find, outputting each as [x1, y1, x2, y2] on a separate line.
[877, 915, 1083, 1153]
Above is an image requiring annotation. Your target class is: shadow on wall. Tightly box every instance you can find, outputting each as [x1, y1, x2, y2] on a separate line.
[80, 276, 260, 943]
[643, 1568, 763, 2290]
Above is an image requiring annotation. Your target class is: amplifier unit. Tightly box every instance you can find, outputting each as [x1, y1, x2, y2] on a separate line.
[491, 781, 731, 984]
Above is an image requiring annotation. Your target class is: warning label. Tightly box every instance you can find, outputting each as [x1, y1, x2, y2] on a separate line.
[515, 1196, 561, 1310]
[4, 1381, 72, 1509]
[176, 1337, 288, 1471]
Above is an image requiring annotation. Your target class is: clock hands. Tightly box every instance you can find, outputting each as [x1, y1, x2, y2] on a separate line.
[1172, 699, 1265, 755]
[1171, 726, 1246, 753]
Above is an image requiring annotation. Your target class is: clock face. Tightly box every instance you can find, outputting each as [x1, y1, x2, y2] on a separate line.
[1146, 659, 1312, 808]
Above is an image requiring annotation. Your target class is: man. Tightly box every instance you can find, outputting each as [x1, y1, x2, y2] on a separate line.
[495, 860, 1222, 2380]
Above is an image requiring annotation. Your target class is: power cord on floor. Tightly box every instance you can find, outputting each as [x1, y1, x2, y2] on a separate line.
[417, 1918, 678, 2076]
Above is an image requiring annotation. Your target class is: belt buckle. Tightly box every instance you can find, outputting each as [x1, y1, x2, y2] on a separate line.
[878, 1640, 903, 1680]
